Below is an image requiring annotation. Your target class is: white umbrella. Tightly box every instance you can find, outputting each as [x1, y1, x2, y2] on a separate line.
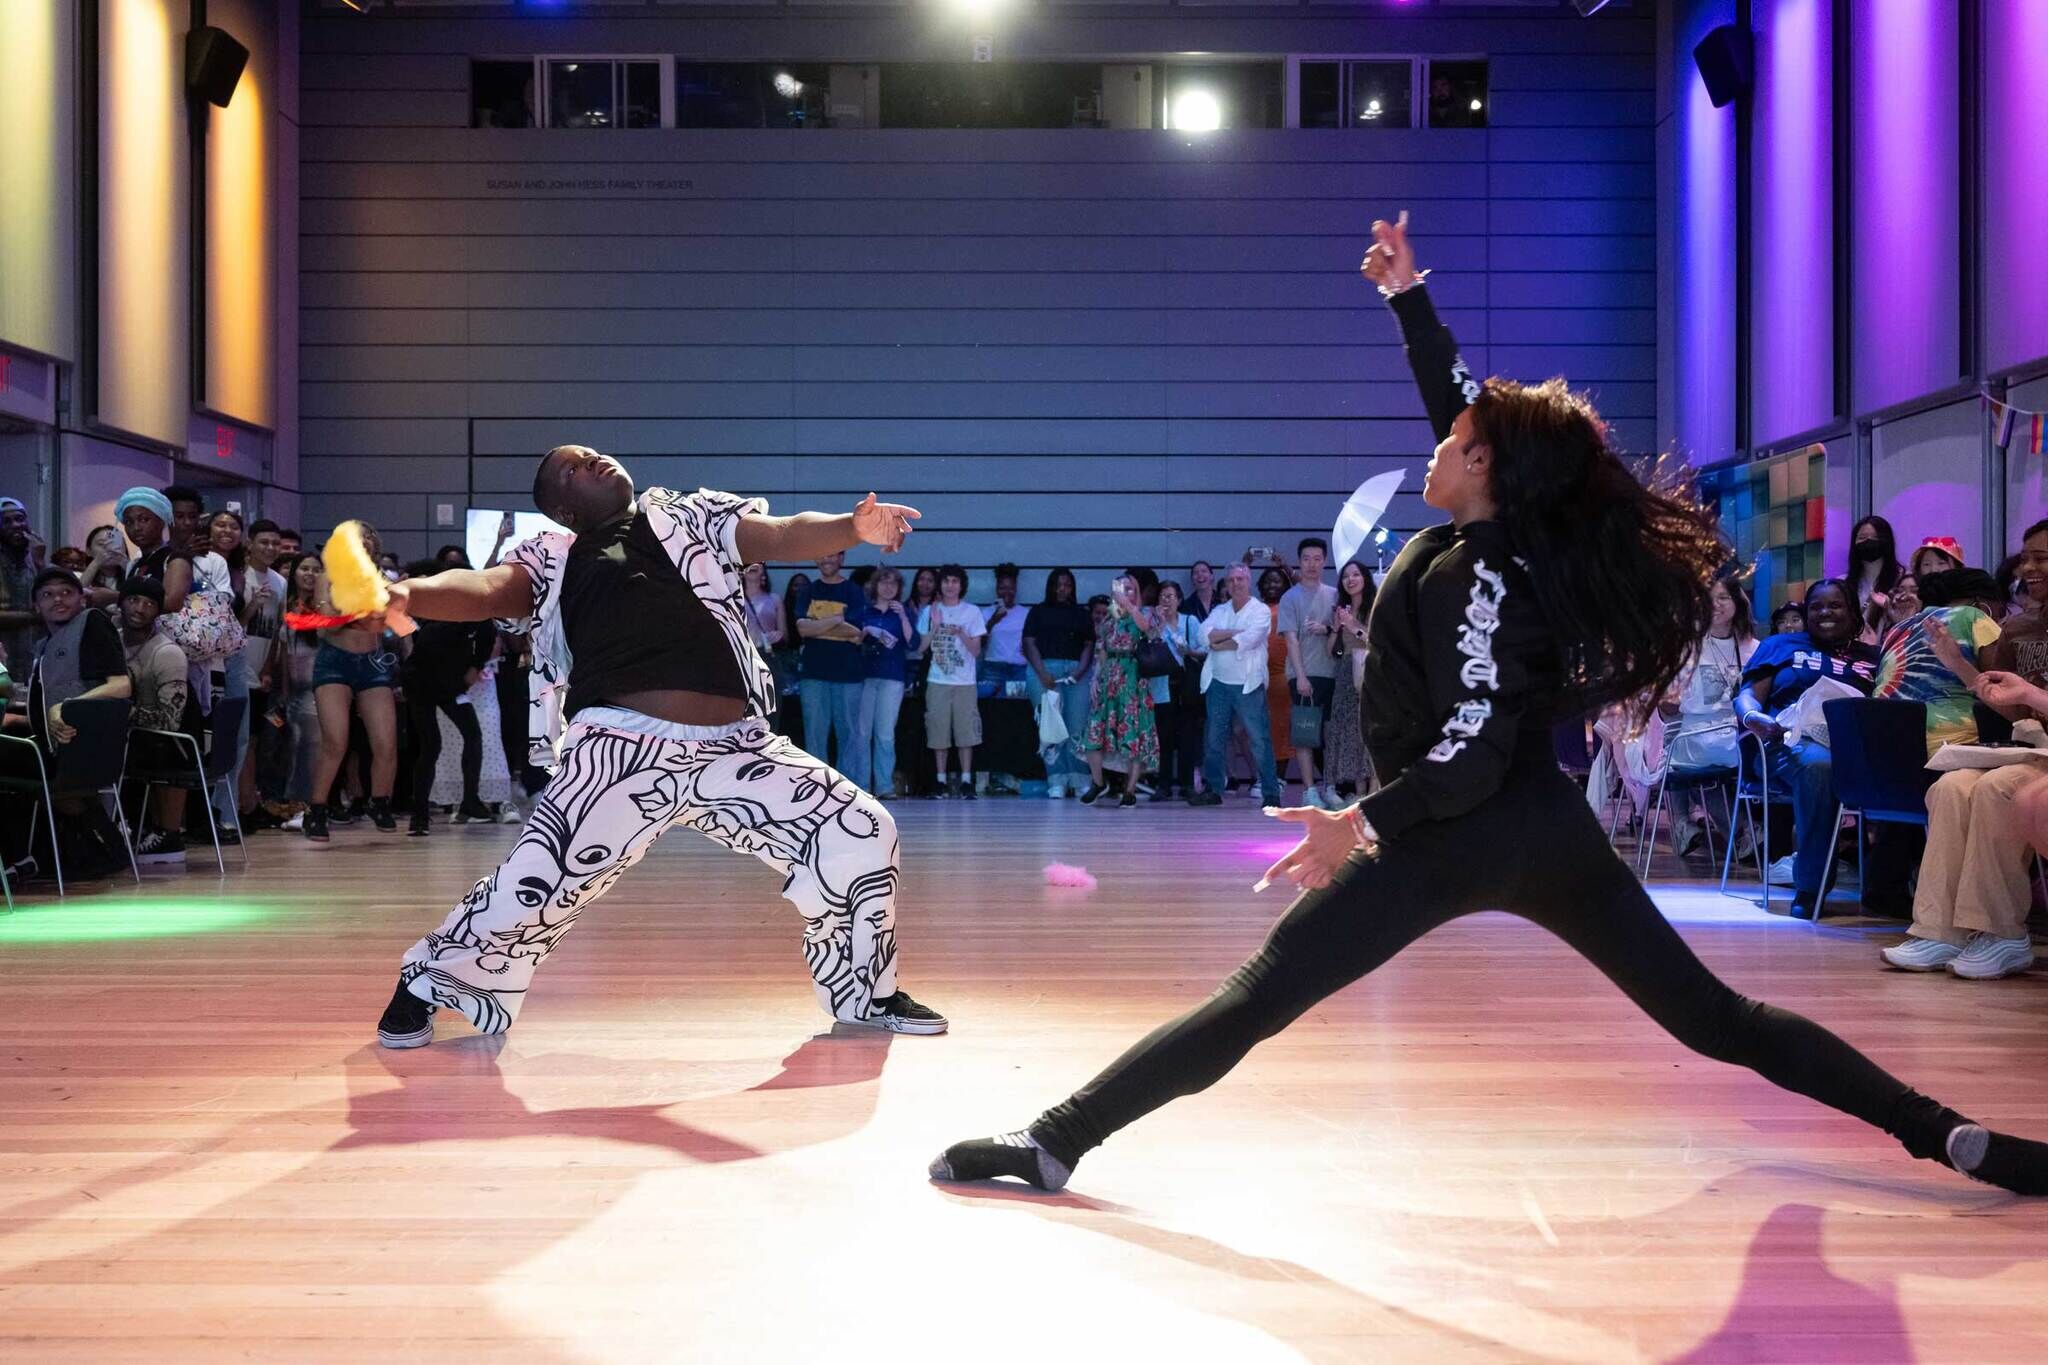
[1331, 470, 1407, 569]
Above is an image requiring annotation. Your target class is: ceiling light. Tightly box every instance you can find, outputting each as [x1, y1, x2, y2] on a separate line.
[773, 72, 804, 99]
[1172, 89, 1221, 132]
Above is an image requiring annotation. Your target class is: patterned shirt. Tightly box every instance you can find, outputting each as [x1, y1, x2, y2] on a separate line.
[1874, 605, 2003, 754]
[495, 487, 772, 766]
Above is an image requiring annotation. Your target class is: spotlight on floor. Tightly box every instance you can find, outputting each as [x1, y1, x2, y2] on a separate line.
[1172, 89, 1222, 132]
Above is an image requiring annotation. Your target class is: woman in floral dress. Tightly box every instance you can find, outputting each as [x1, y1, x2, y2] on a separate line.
[1080, 572, 1159, 808]
[1323, 559, 1377, 795]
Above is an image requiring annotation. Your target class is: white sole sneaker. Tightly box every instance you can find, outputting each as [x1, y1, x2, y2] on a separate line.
[376, 1020, 435, 1049]
[1881, 937, 1962, 971]
[1949, 937, 2036, 980]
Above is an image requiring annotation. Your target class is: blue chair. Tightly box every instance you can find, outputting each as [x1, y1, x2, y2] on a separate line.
[1816, 697, 1933, 911]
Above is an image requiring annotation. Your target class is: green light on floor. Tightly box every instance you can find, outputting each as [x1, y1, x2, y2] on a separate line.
[0, 898, 273, 944]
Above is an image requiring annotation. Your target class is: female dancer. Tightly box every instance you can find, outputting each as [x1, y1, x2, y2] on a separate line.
[1078, 572, 1159, 808]
[1322, 558, 1376, 797]
[932, 216, 2046, 1198]
[304, 523, 403, 842]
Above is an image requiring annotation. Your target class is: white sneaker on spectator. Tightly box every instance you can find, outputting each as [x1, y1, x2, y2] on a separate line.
[1318, 785, 1342, 810]
[1948, 933, 2035, 981]
[281, 812, 304, 832]
[498, 799, 526, 825]
[1299, 787, 1329, 811]
[1043, 783, 1064, 800]
[1766, 854, 1796, 887]
[1881, 936, 1962, 971]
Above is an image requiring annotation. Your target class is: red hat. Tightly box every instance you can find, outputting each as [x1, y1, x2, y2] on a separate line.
[1916, 535, 1965, 565]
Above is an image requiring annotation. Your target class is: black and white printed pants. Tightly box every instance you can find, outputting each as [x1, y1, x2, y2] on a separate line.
[399, 712, 901, 1032]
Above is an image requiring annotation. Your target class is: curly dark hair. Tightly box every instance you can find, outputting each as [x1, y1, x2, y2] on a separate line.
[1468, 376, 1726, 723]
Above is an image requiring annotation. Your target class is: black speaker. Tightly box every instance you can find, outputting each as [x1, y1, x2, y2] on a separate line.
[187, 26, 248, 108]
[1692, 24, 1753, 109]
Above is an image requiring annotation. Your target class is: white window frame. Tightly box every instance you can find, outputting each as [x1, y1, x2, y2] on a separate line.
[1283, 55, 1423, 131]
[537, 54, 675, 130]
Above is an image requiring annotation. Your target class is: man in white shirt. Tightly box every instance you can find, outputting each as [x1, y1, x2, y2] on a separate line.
[230, 519, 289, 823]
[1190, 564, 1281, 807]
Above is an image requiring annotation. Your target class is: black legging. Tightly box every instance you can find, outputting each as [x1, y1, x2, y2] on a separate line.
[1032, 759, 1962, 1170]
[409, 689, 483, 813]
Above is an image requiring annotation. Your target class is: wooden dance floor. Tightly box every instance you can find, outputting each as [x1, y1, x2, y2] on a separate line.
[3, 802, 2044, 1362]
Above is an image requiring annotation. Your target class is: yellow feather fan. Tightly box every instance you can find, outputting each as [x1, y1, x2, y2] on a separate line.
[323, 520, 390, 616]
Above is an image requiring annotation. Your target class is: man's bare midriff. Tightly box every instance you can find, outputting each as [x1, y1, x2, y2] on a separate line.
[608, 687, 747, 726]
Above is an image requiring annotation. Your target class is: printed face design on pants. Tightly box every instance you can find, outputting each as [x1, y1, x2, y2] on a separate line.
[400, 721, 900, 1035]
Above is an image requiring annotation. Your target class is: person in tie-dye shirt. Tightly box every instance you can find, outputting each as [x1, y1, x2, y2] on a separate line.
[1873, 569, 2007, 755]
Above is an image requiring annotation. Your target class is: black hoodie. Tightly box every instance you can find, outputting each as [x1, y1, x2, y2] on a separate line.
[1353, 286, 1567, 843]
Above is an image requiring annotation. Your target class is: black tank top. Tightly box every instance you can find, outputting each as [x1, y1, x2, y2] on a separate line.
[559, 510, 745, 718]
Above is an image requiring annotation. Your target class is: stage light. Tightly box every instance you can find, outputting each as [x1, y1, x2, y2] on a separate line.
[1172, 89, 1221, 131]
[773, 71, 804, 99]
[1572, 0, 1616, 13]
[1470, 98, 1483, 111]
[0, 898, 276, 944]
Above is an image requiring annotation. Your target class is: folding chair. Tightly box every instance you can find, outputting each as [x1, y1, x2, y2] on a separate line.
[120, 697, 249, 875]
[0, 698, 141, 897]
[1721, 729, 1776, 907]
[1636, 741, 1736, 880]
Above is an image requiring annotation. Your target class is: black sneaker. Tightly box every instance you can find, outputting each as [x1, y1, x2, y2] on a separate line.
[1118, 791, 1137, 808]
[453, 800, 495, 824]
[134, 828, 187, 866]
[407, 814, 431, 838]
[304, 805, 331, 844]
[854, 990, 948, 1035]
[328, 802, 359, 827]
[376, 980, 436, 1049]
[960, 783, 977, 802]
[369, 799, 397, 833]
[1078, 782, 1107, 806]
[1186, 791, 1223, 807]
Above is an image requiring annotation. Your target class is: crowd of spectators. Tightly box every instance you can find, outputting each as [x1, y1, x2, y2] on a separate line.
[3, 484, 2045, 983]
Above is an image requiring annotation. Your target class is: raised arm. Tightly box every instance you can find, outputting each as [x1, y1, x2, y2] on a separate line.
[1361, 213, 1482, 443]
[736, 493, 919, 564]
[387, 563, 533, 625]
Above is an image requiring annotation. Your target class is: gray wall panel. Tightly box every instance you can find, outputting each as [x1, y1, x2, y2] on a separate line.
[301, 13, 1655, 570]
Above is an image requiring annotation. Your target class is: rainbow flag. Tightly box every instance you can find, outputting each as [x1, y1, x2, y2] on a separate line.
[2033, 410, 2045, 456]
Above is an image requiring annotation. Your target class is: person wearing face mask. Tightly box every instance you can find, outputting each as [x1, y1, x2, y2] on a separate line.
[1848, 516, 1903, 628]
[1734, 579, 1879, 919]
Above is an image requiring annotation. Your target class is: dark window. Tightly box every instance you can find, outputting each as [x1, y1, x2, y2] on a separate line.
[1427, 60, 1489, 128]
[547, 59, 614, 128]
[1298, 61, 1342, 129]
[622, 60, 662, 128]
[471, 60, 534, 129]
[677, 63, 770, 128]
[880, 64, 1109, 129]
[1347, 61, 1412, 129]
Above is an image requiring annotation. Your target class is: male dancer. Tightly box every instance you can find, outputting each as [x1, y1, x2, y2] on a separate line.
[373, 447, 946, 1046]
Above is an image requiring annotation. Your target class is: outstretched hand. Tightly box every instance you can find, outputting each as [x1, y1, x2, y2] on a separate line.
[1256, 804, 1373, 893]
[852, 493, 920, 553]
[1360, 210, 1419, 292]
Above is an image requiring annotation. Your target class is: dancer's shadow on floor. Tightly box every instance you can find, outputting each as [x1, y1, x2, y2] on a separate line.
[0, 1025, 898, 1359]
[335, 1024, 892, 1161]
[937, 1162, 2044, 1364]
